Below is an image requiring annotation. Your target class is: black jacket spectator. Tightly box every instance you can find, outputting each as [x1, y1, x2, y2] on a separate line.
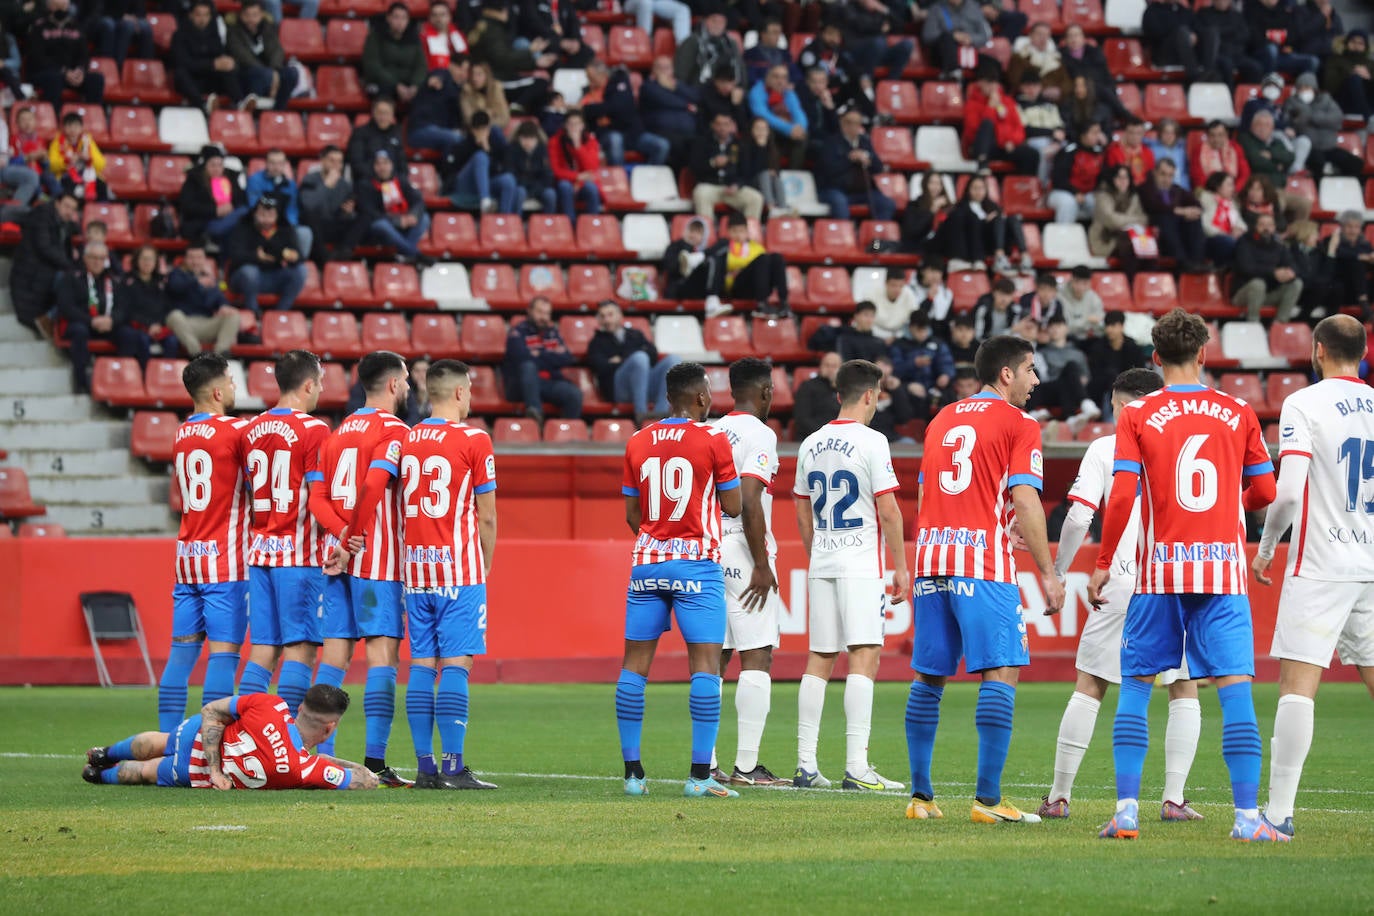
[166, 264, 229, 317]
[1233, 227, 1296, 290]
[696, 78, 750, 133]
[587, 325, 660, 401]
[583, 67, 648, 145]
[114, 272, 170, 334]
[225, 12, 285, 72]
[27, 1, 104, 103]
[1292, 0, 1342, 57]
[170, 5, 244, 108]
[640, 76, 700, 139]
[355, 171, 425, 223]
[226, 216, 301, 268]
[11, 199, 76, 328]
[361, 10, 425, 96]
[675, 20, 743, 85]
[1195, 0, 1263, 84]
[836, 325, 888, 363]
[516, 0, 594, 66]
[346, 116, 405, 183]
[1141, 0, 1204, 78]
[1084, 328, 1146, 403]
[795, 373, 840, 439]
[816, 131, 883, 195]
[690, 134, 744, 185]
[409, 69, 466, 138]
[504, 139, 554, 200]
[178, 162, 247, 243]
[502, 319, 575, 398]
[299, 166, 366, 261]
[796, 81, 840, 145]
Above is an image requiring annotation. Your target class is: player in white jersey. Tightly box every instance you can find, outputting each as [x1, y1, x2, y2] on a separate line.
[1038, 369, 1205, 823]
[709, 358, 790, 787]
[793, 359, 910, 792]
[1254, 315, 1374, 838]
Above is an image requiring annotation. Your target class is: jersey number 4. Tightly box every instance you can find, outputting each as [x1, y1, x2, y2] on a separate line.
[806, 470, 861, 530]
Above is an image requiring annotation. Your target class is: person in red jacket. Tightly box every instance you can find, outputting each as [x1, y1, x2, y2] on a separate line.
[963, 64, 1039, 175]
[548, 110, 604, 223]
[1104, 118, 1156, 186]
[1190, 119, 1250, 191]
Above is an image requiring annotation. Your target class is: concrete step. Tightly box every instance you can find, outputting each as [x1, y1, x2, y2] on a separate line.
[0, 313, 40, 342]
[1, 393, 99, 422]
[29, 475, 167, 505]
[0, 366, 72, 395]
[0, 419, 129, 450]
[0, 341, 66, 368]
[6, 448, 138, 477]
[41, 502, 174, 535]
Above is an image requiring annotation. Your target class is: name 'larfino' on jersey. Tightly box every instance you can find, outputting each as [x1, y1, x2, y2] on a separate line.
[173, 413, 251, 585]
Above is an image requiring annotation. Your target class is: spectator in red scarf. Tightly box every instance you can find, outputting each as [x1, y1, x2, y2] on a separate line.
[1191, 119, 1251, 190]
[418, 0, 467, 71]
[1104, 118, 1155, 186]
[357, 149, 431, 262]
[58, 241, 149, 392]
[747, 64, 808, 167]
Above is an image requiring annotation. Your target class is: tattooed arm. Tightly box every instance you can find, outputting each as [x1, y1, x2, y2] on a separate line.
[198, 697, 237, 790]
[316, 755, 381, 790]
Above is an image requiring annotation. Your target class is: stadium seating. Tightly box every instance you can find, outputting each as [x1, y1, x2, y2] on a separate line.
[130, 411, 178, 462]
[0, 468, 45, 519]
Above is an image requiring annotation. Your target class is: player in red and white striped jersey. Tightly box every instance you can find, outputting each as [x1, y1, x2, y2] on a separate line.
[306, 351, 412, 783]
[237, 350, 332, 718]
[81, 685, 380, 791]
[159, 354, 252, 733]
[398, 360, 499, 790]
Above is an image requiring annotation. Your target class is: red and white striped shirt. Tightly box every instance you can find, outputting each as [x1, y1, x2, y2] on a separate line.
[621, 419, 739, 566]
[914, 393, 1044, 584]
[1113, 385, 1272, 595]
[173, 413, 251, 585]
[189, 694, 350, 790]
[315, 408, 409, 581]
[400, 419, 496, 588]
[243, 407, 331, 568]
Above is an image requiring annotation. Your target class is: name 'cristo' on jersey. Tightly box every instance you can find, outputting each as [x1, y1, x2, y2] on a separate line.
[914, 393, 1044, 583]
[399, 418, 496, 588]
[242, 407, 332, 568]
[173, 413, 251, 585]
[622, 419, 739, 565]
[1113, 384, 1272, 595]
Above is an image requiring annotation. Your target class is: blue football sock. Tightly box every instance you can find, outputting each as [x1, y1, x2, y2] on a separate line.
[905, 680, 944, 799]
[238, 660, 273, 696]
[364, 665, 397, 761]
[107, 735, 137, 762]
[688, 672, 722, 767]
[277, 660, 312, 717]
[100, 766, 121, 784]
[157, 641, 202, 732]
[406, 664, 437, 773]
[1113, 677, 1154, 802]
[312, 664, 347, 756]
[436, 665, 470, 774]
[974, 681, 1017, 802]
[1218, 681, 1262, 811]
[202, 651, 239, 706]
[615, 669, 647, 763]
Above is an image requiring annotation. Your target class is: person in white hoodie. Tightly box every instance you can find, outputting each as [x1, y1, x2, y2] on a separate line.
[867, 267, 919, 341]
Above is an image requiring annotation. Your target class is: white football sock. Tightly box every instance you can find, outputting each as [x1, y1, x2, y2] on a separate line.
[1267, 694, 1315, 823]
[734, 669, 771, 773]
[796, 674, 827, 770]
[710, 747, 718, 770]
[843, 674, 874, 775]
[1049, 691, 1101, 802]
[1163, 697, 1202, 805]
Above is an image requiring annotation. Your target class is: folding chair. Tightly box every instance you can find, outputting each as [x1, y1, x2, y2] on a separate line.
[81, 591, 155, 687]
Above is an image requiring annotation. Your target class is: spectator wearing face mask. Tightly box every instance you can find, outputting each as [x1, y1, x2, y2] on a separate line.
[1284, 72, 1365, 177]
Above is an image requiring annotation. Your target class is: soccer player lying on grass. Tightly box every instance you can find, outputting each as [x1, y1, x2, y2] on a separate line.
[81, 685, 380, 790]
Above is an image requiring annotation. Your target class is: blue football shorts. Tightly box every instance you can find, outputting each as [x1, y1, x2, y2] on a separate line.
[1122, 593, 1254, 679]
[172, 581, 249, 644]
[156, 713, 201, 788]
[624, 559, 726, 645]
[911, 577, 1029, 676]
[406, 584, 487, 659]
[248, 566, 323, 647]
[322, 574, 406, 641]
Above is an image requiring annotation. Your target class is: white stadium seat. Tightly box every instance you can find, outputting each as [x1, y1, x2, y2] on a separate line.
[621, 213, 671, 260]
[157, 107, 209, 155]
[1319, 177, 1373, 219]
[631, 165, 690, 212]
[552, 68, 589, 106]
[1105, 0, 1146, 34]
[225, 358, 263, 411]
[850, 266, 886, 304]
[420, 263, 478, 310]
[779, 170, 829, 216]
[653, 315, 708, 361]
[1042, 223, 1107, 268]
[1221, 320, 1287, 368]
[1187, 83, 1236, 125]
[914, 126, 976, 173]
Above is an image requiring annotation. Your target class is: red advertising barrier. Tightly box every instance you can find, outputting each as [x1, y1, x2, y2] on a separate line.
[0, 537, 1326, 685]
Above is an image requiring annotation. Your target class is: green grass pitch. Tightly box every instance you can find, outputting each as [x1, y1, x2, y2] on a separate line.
[2, 681, 1372, 914]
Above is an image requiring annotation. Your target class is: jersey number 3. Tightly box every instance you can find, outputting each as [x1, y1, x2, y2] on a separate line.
[939, 425, 976, 495]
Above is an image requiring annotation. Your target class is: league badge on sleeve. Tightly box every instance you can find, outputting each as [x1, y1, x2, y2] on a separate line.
[324, 765, 345, 786]
[485, 455, 496, 480]
[1030, 449, 1044, 477]
[385, 439, 403, 464]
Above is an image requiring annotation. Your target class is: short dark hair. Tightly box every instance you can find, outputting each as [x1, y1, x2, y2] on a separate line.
[470, 110, 492, 128]
[357, 350, 407, 394]
[726, 211, 748, 228]
[61, 111, 83, 127]
[1070, 265, 1092, 280]
[1205, 118, 1227, 133]
[1035, 272, 1058, 289]
[1313, 315, 1368, 363]
[974, 335, 1035, 385]
[320, 144, 341, 158]
[189, 0, 214, 12]
[666, 360, 708, 403]
[1150, 307, 1210, 366]
[854, 300, 877, 315]
[920, 257, 946, 277]
[1046, 313, 1067, 327]
[885, 266, 906, 283]
[836, 359, 883, 405]
[952, 314, 975, 329]
[1204, 170, 1231, 193]
[182, 352, 230, 399]
[729, 356, 772, 394]
[992, 277, 1016, 295]
[1104, 309, 1126, 326]
[527, 294, 550, 312]
[302, 684, 350, 717]
[387, 1, 409, 13]
[427, 358, 471, 400]
[954, 367, 978, 383]
[274, 349, 322, 394]
[240, 0, 263, 9]
[513, 120, 543, 142]
[909, 310, 931, 328]
[1113, 367, 1163, 400]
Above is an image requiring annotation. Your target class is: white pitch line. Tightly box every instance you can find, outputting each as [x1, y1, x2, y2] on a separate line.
[190, 825, 247, 831]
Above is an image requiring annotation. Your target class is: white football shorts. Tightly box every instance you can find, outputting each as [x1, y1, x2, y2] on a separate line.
[1271, 576, 1374, 668]
[807, 576, 886, 653]
[720, 536, 781, 652]
[1077, 576, 1189, 685]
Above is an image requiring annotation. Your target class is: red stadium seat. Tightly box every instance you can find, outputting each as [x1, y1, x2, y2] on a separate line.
[210, 109, 258, 154]
[877, 80, 922, 125]
[805, 267, 855, 310]
[480, 213, 529, 257]
[316, 362, 349, 411]
[606, 25, 652, 68]
[566, 366, 615, 415]
[1142, 83, 1188, 123]
[307, 112, 353, 148]
[766, 217, 813, 259]
[1064, 0, 1106, 30]
[321, 261, 372, 307]
[751, 315, 809, 362]
[576, 214, 629, 258]
[949, 271, 991, 312]
[258, 112, 309, 157]
[595, 166, 638, 210]
[872, 173, 908, 211]
[109, 105, 162, 152]
[492, 416, 541, 443]
[591, 418, 635, 443]
[768, 366, 794, 412]
[361, 312, 411, 356]
[371, 263, 424, 308]
[785, 266, 810, 309]
[119, 59, 177, 104]
[18, 522, 66, 537]
[131, 410, 178, 462]
[325, 18, 369, 60]
[580, 23, 606, 57]
[859, 220, 904, 252]
[83, 203, 133, 246]
[703, 315, 753, 361]
[1132, 272, 1179, 314]
[460, 314, 509, 361]
[146, 11, 175, 51]
[311, 312, 363, 360]
[1177, 272, 1232, 317]
[558, 314, 598, 357]
[10, 101, 54, 136]
[410, 313, 460, 357]
[1114, 83, 1143, 119]
[468, 264, 523, 309]
[0, 468, 44, 518]
[527, 214, 579, 259]
[565, 264, 615, 305]
[1076, 421, 1114, 442]
[871, 126, 919, 171]
[1268, 322, 1313, 365]
[146, 155, 191, 197]
[297, 67, 368, 111]
[518, 264, 568, 306]
[1218, 373, 1268, 412]
[1266, 372, 1307, 411]
[144, 358, 193, 407]
[1103, 38, 1154, 82]
[101, 153, 147, 199]
[422, 212, 480, 259]
[1002, 175, 1052, 220]
[1019, 0, 1063, 28]
[405, 161, 444, 207]
[1090, 272, 1134, 312]
[260, 310, 310, 352]
[463, 367, 508, 415]
[88, 57, 120, 97]
[918, 82, 963, 124]
[812, 220, 858, 262]
[279, 18, 327, 60]
[246, 360, 280, 401]
[705, 365, 734, 412]
[544, 419, 589, 443]
[62, 103, 109, 145]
